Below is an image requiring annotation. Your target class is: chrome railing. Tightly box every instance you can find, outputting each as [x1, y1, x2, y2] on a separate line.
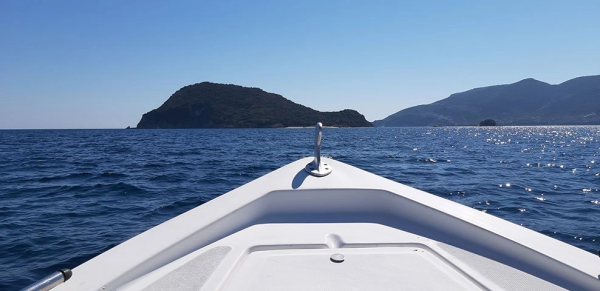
[20, 269, 72, 291]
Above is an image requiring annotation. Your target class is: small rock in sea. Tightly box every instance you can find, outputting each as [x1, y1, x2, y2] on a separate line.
[479, 119, 497, 126]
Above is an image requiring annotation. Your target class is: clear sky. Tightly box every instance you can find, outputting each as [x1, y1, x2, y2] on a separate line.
[1, 0, 599, 129]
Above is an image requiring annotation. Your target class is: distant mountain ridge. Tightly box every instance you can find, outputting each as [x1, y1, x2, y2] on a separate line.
[373, 75, 600, 126]
[137, 82, 372, 128]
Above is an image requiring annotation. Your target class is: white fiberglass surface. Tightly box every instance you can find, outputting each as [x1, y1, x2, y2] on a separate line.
[52, 158, 600, 291]
[223, 247, 480, 291]
[117, 223, 565, 291]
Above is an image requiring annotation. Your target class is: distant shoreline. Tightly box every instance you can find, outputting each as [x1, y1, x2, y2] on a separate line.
[285, 126, 339, 129]
[2, 125, 600, 130]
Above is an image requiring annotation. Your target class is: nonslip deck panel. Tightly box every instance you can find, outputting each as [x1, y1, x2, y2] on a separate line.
[437, 243, 565, 291]
[142, 246, 231, 291]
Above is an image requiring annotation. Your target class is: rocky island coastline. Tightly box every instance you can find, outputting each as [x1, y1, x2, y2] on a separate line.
[137, 82, 372, 129]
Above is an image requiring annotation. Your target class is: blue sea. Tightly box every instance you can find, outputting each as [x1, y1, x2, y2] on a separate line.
[1, 127, 599, 289]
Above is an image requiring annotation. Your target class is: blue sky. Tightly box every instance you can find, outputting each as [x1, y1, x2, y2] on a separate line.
[1, 0, 599, 129]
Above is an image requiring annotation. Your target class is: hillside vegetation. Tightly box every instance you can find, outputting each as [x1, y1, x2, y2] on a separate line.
[137, 82, 372, 128]
[374, 75, 600, 126]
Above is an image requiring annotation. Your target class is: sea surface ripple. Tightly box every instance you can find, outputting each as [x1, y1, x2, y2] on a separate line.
[1, 127, 599, 289]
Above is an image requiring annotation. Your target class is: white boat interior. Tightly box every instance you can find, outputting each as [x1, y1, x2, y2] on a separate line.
[49, 125, 600, 291]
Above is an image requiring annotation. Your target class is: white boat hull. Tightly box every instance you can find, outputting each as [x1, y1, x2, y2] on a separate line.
[52, 157, 600, 290]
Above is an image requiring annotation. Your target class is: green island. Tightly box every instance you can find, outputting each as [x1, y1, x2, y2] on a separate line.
[136, 82, 372, 129]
